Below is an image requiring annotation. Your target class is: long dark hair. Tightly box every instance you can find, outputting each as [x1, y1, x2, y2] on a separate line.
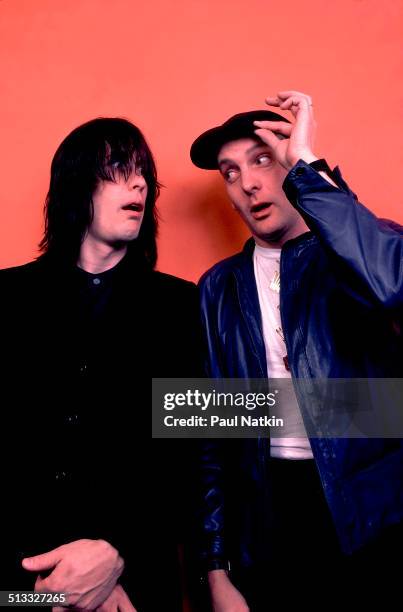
[39, 117, 160, 267]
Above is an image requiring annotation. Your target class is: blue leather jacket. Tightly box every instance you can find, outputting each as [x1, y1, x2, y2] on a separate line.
[198, 161, 403, 570]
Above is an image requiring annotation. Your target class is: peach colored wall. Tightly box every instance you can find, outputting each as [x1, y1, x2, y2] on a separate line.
[1, 0, 402, 281]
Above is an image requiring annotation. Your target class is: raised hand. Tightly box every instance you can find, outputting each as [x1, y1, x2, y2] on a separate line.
[254, 90, 318, 170]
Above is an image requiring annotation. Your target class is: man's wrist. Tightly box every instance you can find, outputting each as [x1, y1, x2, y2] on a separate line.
[289, 153, 318, 167]
[208, 569, 230, 586]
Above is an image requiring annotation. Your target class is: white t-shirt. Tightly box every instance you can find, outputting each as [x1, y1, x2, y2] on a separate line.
[253, 243, 312, 459]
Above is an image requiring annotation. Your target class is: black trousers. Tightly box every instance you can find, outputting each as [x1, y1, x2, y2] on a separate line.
[230, 458, 402, 610]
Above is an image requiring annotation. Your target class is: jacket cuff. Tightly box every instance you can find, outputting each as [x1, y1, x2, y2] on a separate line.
[205, 558, 231, 572]
[199, 558, 231, 584]
[282, 159, 350, 207]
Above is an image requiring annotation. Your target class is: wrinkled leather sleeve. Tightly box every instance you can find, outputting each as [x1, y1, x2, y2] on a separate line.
[196, 273, 231, 570]
[283, 160, 403, 311]
[195, 439, 229, 571]
[199, 271, 227, 378]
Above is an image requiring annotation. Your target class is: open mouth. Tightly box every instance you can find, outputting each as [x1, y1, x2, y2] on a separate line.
[250, 202, 272, 219]
[121, 202, 144, 213]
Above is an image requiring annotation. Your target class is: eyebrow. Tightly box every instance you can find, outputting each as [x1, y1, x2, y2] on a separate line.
[218, 142, 269, 169]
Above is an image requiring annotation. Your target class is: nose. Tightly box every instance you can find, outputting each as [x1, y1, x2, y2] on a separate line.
[128, 170, 147, 192]
[240, 167, 261, 195]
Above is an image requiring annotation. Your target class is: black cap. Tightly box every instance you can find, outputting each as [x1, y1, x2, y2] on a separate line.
[190, 110, 289, 170]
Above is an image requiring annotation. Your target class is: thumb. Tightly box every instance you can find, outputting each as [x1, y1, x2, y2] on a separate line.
[22, 547, 61, 572]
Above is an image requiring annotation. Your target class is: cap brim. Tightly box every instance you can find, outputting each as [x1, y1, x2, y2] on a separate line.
[190, 109, 290, 170]
[190, 125, 258, 170]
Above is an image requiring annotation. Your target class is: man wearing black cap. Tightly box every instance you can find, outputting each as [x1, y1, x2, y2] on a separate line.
[190, 91, 403, 610]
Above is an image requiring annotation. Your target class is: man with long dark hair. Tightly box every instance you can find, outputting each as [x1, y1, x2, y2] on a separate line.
[0, 118, 200, 611]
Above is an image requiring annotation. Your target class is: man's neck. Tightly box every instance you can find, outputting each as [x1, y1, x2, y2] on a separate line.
[254, 220, 309, 249]
[77, 240, 128, 274]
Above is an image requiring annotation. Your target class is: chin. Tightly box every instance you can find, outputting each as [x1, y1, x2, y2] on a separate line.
[253, 221, 282, 238]
[121, 230, 141, 242]
[110, 233, 140, 248]
[255, 226, 287, 244]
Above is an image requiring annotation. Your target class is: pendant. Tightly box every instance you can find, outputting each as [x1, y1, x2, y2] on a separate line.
[269, 270, 280, 293]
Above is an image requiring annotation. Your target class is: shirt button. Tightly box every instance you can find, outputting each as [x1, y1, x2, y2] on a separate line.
[295, 167, 305, 176]
[93, 278, 101, 285]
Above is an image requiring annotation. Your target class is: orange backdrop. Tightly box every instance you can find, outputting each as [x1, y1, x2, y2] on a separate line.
[1, 0, 402, 281]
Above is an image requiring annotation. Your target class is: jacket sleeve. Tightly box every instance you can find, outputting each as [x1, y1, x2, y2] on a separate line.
[195, 440, 229, 572]
[199, 272, 228, 378]
[195, 275, 229, 571]
[283, 160, 403, 311]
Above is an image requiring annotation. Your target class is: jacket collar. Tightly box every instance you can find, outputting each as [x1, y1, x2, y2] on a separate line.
[229, 238, 267, 377]
[238, 231, 315, 262]
[228, 232, 316, 377]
